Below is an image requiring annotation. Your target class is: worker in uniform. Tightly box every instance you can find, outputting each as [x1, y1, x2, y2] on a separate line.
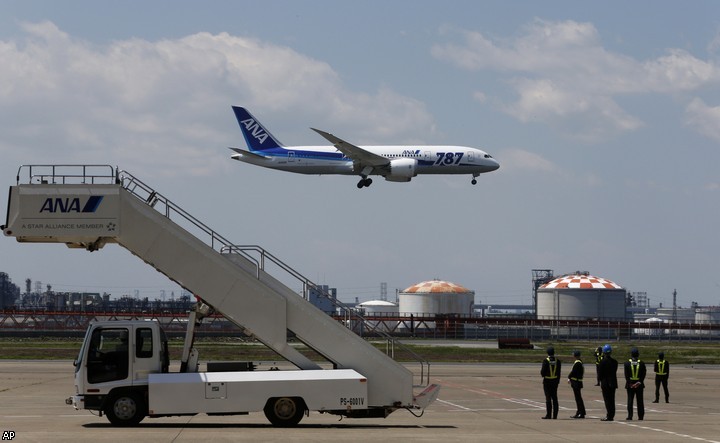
[567, 350, 585, 419]
[624, 347, 646, 421]
[540, 346, 561, 419]
[594, 346, 603, 386]
[597, 344, 618, 421]
[653, 351, 670, 403]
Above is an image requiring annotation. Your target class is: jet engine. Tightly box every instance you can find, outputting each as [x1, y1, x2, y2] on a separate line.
[384, 158, 418, 182]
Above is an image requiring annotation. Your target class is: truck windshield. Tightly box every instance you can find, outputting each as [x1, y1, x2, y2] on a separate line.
[74, 326, 93, 373]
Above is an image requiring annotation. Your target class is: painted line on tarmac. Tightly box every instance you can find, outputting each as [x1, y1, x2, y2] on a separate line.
[436, 399, 480, 411]
[616, 421, 720, 443]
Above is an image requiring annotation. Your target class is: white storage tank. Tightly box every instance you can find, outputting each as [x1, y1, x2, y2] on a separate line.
[399, 279, 474, 316]
[537, 272, 627, 320]
[356, 300, 399, 315]
[696, 308, 720, 325]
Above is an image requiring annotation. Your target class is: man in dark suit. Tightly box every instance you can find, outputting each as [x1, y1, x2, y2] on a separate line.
[540, 346, 561, 419]
[653, 351, 670, 403]
[567, 350, 586, 419]
[624, 347, 647, 421]
[598, 344, 618, 421]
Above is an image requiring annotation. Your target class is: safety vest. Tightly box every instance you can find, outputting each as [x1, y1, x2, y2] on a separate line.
[656, 359, 667, 375]
[629, 359, 641, 381]
[570, 359, 583, 381]
[595, 350, 602, 365]
[545, 358, 558, 379]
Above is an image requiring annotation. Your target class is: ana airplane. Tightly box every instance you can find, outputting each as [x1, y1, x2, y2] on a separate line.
[229, 106, 499, 188]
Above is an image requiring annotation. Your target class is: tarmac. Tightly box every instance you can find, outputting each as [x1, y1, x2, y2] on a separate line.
[1, 360, 719, 442]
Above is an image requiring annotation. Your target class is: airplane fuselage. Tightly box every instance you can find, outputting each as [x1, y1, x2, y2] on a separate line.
[229, 106, 499, 187]
[231, 145, 498, 176]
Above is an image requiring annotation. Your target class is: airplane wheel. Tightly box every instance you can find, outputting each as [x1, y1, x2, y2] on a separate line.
[357, 178, 372, 188]
[471, 179, 477, 185]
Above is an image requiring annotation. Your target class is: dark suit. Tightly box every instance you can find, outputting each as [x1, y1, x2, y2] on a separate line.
[625, 358, 647, 420]
[567, 359, 585, 416]
[541, 357, 561, 419]
[654, 359, 670, 402]
[598, 354, 618, 420]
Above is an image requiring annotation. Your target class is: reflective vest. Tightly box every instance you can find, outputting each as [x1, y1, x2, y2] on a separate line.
[629, 359, 641, 381]
[545, 358, 558, 379]
[570, 360, 583, 381]
[656, 359, 667, 375]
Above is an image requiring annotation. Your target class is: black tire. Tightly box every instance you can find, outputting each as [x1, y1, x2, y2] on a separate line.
[263, 397, 305, 427]
[105, 391, 146, 426]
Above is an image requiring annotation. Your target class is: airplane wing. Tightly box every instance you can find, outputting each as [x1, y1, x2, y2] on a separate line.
[228, 147, 271, 160]
[311, 128, 389, 167]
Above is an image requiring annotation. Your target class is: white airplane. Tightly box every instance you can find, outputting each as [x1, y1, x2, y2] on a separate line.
[229, 106, 499, 188]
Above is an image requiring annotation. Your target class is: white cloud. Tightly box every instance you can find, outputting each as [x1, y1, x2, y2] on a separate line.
[432, 19, 720, 141]
[500, 148, 560, 173]
[0, 22, 434, 176]
[685, 98, 720, 142]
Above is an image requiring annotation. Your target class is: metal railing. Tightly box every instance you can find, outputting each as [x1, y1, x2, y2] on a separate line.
[15, 164, 117, 185]
[119, 170, 431, 385]
[221, 244, 431, 385]
[11, 165, 432, 384]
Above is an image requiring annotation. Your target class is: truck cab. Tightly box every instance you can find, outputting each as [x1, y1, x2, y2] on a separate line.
[69, 321, 169, 425]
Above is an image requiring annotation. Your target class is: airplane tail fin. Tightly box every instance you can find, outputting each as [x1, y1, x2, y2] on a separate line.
[232, 106, 284, 151]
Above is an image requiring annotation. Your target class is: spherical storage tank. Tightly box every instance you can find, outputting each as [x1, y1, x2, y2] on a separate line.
[537, 272, 626, 320]
[399, 279, 474, 315]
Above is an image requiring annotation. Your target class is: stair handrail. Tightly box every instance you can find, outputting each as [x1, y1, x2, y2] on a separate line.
[221, 244, 431, 385]
[16, 166, 430, 385]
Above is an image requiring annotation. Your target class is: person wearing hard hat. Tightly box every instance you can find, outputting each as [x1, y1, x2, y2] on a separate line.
[598, 344, 618, 421]
[540, 346, 561, 419]
[567, 350, 586, 419]
[624, 347, 647, 421]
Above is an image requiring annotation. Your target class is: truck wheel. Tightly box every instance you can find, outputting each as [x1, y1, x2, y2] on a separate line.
[263, 397, 305, 427]
[105, 391, 146, 426]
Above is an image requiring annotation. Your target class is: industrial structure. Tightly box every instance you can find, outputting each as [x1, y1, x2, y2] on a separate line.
[398, 279, 474, 316]
[536, 272, 627, 321]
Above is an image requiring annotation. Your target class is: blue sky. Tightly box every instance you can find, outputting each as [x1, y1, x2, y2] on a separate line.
[1, 1, 719, 308]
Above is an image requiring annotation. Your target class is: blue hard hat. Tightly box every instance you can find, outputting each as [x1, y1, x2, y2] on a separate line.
[602, 344, 612, 353]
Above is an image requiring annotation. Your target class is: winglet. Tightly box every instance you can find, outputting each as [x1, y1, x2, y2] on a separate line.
[311, 127, 343, 146]
[311, 128, 389, 166]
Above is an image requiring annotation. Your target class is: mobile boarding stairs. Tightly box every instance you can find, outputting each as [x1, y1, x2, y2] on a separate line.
[2, 165, 439, 418]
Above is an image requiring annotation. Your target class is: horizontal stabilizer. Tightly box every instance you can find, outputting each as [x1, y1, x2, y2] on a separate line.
[229, 147, 271, 161]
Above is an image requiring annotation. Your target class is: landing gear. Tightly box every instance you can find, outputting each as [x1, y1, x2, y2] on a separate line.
[356, 177, 373, 189]
[471, 173, 479, 185]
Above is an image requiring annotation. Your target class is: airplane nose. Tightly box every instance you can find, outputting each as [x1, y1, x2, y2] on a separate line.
[488, 158, 500, 171]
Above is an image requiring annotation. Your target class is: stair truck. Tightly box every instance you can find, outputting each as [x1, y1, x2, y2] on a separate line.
[2, 165, 439, 426]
